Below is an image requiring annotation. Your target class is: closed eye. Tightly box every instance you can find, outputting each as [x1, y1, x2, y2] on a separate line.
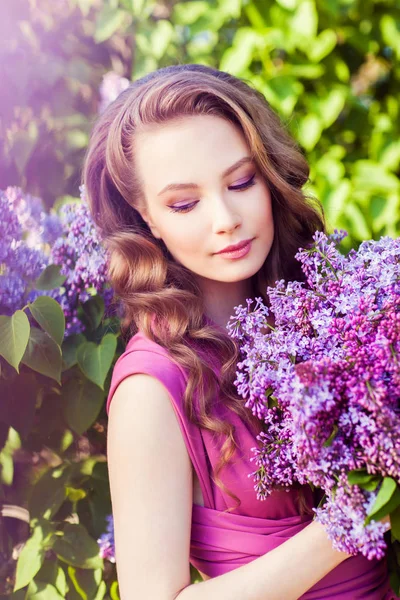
[168, 173, 257, 214]
[168, 201, 198, 214]
[229, 173, 256, 191]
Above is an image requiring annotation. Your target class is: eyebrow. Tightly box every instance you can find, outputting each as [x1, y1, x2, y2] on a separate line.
[157, 156, 254, 196]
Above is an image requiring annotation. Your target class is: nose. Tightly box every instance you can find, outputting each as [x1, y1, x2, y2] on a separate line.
[210, 195, 242, 235]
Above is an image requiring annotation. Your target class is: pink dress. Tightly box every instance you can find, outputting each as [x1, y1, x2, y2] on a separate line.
[106, 331, 396, 599]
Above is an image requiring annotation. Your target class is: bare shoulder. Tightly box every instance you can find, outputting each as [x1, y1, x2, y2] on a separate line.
[107, 374, 193, 600]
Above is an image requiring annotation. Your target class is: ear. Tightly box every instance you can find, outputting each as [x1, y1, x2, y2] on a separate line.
[136, 205, 162, 239]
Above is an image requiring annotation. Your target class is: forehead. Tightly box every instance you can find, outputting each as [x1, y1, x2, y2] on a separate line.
[134, 114, 250, 193]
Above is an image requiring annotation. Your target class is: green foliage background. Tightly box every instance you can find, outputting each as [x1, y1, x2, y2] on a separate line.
[0, 0, 399, 598]
[2, 0, 400, 243]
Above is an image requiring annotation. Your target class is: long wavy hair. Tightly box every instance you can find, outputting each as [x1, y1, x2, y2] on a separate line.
[82, 64, 326, 513]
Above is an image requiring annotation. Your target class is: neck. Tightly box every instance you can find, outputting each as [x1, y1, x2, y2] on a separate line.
[198, 277, 255, 330]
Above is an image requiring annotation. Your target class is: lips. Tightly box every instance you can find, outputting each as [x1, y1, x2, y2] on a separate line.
[216, 238, 253, 254]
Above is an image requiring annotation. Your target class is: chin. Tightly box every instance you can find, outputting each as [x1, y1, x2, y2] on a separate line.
[211, 263, 263, 283]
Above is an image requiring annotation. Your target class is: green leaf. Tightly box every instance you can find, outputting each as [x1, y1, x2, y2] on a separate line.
[110, 581, 120, 600]
[0, 450, 14, 485]
[267, 395, 279, 409]
[320, 180, 350, 225]
[81, 296, 105, 331]
[118, 0, 145, 16]
[25, 580, 65, 599]
[290, 0, 318, 46]
[220, 29, 260, 75]
[352, 161, 400, 193]
[297, 114, 323, 151]
[62, 333, 86, 371]
[0, 311, 30, 372]
[366, 477, 400, 525]
[370, 195, 386, 220]
[2, 426, 21, 453]
[94, 6, 127, 43]
[172, 1, 209, 25]
[381, 15, 400, 59]
[380, 140, 400, 172]
[307, 29, 337, 62]
[390, 505, 400, 541]
[62, 377, 105, 436]
[347, 469, 380, 491]
[67, 566, 88, 600]
[52, 523, 104, 569]
[77, 334, 117, 390]
[284, 64, 325, 79]
[29, 296, 65, 346]
[151, 20, 174, 60]
[219, 0, 241, 19]
[67, 566, 103, 600]
[276, 0, 297, 9]
[0, 426, 21, 485]
[36, 559, 67, 597]
[21, 328, 62, 384]
[343, 202, 372, 241]
[14, 520, 54, 592]
[35, 265, 67, 291]
[54, 565, 68, 597]
[29, 465, 72, 521]
[60, 429, 74, 454]
[323, 424, 339, 448]
[318, 88, 347, 129]
[356, 477, 381, 492]
[261, 76, 303, 117]
[65, 487, 87, 503]
[316, 492, 327, 510]
[95, 581, 107, 600]
[65, 129, 89, 150]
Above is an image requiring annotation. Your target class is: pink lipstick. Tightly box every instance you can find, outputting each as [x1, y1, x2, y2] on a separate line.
[215, 238, 253, 260]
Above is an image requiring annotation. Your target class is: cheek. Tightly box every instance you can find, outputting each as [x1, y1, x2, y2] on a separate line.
[252, 188, 273, 227]
[159, 219, 205, 256]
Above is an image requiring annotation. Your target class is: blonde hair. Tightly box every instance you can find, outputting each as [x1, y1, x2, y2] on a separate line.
[82, 64, 325, 512]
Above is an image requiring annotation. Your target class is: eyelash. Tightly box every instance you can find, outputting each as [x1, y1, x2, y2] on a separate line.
[168, 173, 257, 214]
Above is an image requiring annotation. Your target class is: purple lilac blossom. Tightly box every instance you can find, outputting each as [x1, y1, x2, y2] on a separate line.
[97, 514, 115, 563]
[0, 188, 49, 315]
[228, 229, 400, 561]
[0, 185, 113, 334]
[49, 185, 110, 334]
[6, 186, 63, 246]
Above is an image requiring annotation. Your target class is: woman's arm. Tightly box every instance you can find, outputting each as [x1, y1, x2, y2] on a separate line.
[176, 519, 349, 600]
[108, 374, 350, 600]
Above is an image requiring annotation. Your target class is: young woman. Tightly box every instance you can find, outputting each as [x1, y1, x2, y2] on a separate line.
[82, 64, 394, 599]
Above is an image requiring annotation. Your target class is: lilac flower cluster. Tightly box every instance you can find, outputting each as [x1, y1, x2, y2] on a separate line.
[0, 185, 113, 335]
[0, 188, 49, 314]
[97, 514, 115, 563]
[49, 185, 111, 335]
[7, 186, 63, 246]
[228, 230, 400, 560]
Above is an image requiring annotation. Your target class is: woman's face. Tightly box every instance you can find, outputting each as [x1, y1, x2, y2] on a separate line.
[134, 114, 274, 288]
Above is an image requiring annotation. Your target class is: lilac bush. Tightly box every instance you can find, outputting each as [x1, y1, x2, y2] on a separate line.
[228, 230, 400, 561]
[0, 185, 113, 335]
